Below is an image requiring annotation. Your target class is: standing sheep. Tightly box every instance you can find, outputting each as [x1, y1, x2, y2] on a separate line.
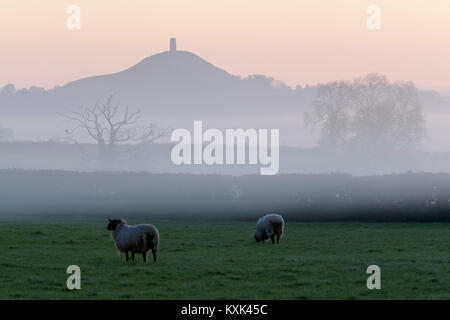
[107, 219, 159, 263]
[254, 213, 284, 244]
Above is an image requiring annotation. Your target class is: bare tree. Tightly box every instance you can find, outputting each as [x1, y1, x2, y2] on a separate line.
[304, 80, 353, 151]
[306, 73, 426, 153]
[59, 94, 169, 168]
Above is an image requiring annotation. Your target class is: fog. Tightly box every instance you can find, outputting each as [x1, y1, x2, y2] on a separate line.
[1, 45, 450, 220]
[0, 170, 448, 222]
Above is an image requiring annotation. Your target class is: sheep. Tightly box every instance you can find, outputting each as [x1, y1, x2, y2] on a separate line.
[106, 218, 159, 263]
[254, 213, 284, 244]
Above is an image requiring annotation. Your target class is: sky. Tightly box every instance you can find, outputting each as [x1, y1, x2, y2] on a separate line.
[1, 0, 449, 90]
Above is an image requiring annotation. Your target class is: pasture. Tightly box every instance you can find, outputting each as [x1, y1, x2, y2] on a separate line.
[0, 217, 448, 299]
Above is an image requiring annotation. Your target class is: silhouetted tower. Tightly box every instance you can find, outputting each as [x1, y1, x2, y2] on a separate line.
[170, 38, 176, 52]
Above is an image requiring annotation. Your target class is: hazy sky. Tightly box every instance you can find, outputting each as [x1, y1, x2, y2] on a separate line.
[1, 0, 449, 90]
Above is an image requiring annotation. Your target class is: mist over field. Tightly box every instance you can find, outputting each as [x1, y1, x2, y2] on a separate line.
[0, 32, 449, 223]
[1, 170, 449, 222]
[1, 47, 450, 174]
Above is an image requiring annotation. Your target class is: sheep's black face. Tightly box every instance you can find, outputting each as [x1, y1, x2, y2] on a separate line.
[107, 219, 121, 231]
[254, 234, 261, 243]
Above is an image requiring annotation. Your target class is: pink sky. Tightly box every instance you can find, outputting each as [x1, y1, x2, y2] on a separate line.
[1, 0, 449, 90]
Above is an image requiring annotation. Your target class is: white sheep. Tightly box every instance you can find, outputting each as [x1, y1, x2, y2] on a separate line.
[107, 219, 159, 263]
[254, 213, 285, 244]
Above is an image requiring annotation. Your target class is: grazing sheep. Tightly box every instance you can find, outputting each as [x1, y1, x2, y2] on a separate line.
[107, 219, 159, 263]
[254, 213, 284, 244]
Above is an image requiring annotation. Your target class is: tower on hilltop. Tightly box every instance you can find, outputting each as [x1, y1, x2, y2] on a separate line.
[170, 38, 176, 52]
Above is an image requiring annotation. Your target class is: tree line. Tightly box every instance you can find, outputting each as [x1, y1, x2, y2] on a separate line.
[0, 170, 448, 222]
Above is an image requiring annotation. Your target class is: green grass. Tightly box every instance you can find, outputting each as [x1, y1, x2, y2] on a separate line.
[0, 217, 448, 299]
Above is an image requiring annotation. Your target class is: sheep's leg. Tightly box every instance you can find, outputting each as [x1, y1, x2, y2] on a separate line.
[276, 234, 280, 244]
[152, 250, 157, 263]
[125, 251, 129, 262]
[142, 252, 147, 263]
[131, 252, 135, 262]
[270, 234, 275, 244]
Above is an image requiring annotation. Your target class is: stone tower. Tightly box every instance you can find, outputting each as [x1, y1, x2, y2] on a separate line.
[170, 38, 176, 52]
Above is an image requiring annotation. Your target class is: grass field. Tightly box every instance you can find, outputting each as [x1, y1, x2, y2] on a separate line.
[0, 217, 448, 299]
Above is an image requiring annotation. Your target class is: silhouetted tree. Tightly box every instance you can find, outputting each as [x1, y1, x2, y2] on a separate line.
[304, 80, 353, 151]
[59, 94, 169, 168]
[0, 84, 16, 95]
[306, 73, 425, 153]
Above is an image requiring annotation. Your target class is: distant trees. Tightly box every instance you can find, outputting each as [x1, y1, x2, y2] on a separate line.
[0, 84, 16, 95]
[59, 94, 169, 168]
[305, 73, 426, 153]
